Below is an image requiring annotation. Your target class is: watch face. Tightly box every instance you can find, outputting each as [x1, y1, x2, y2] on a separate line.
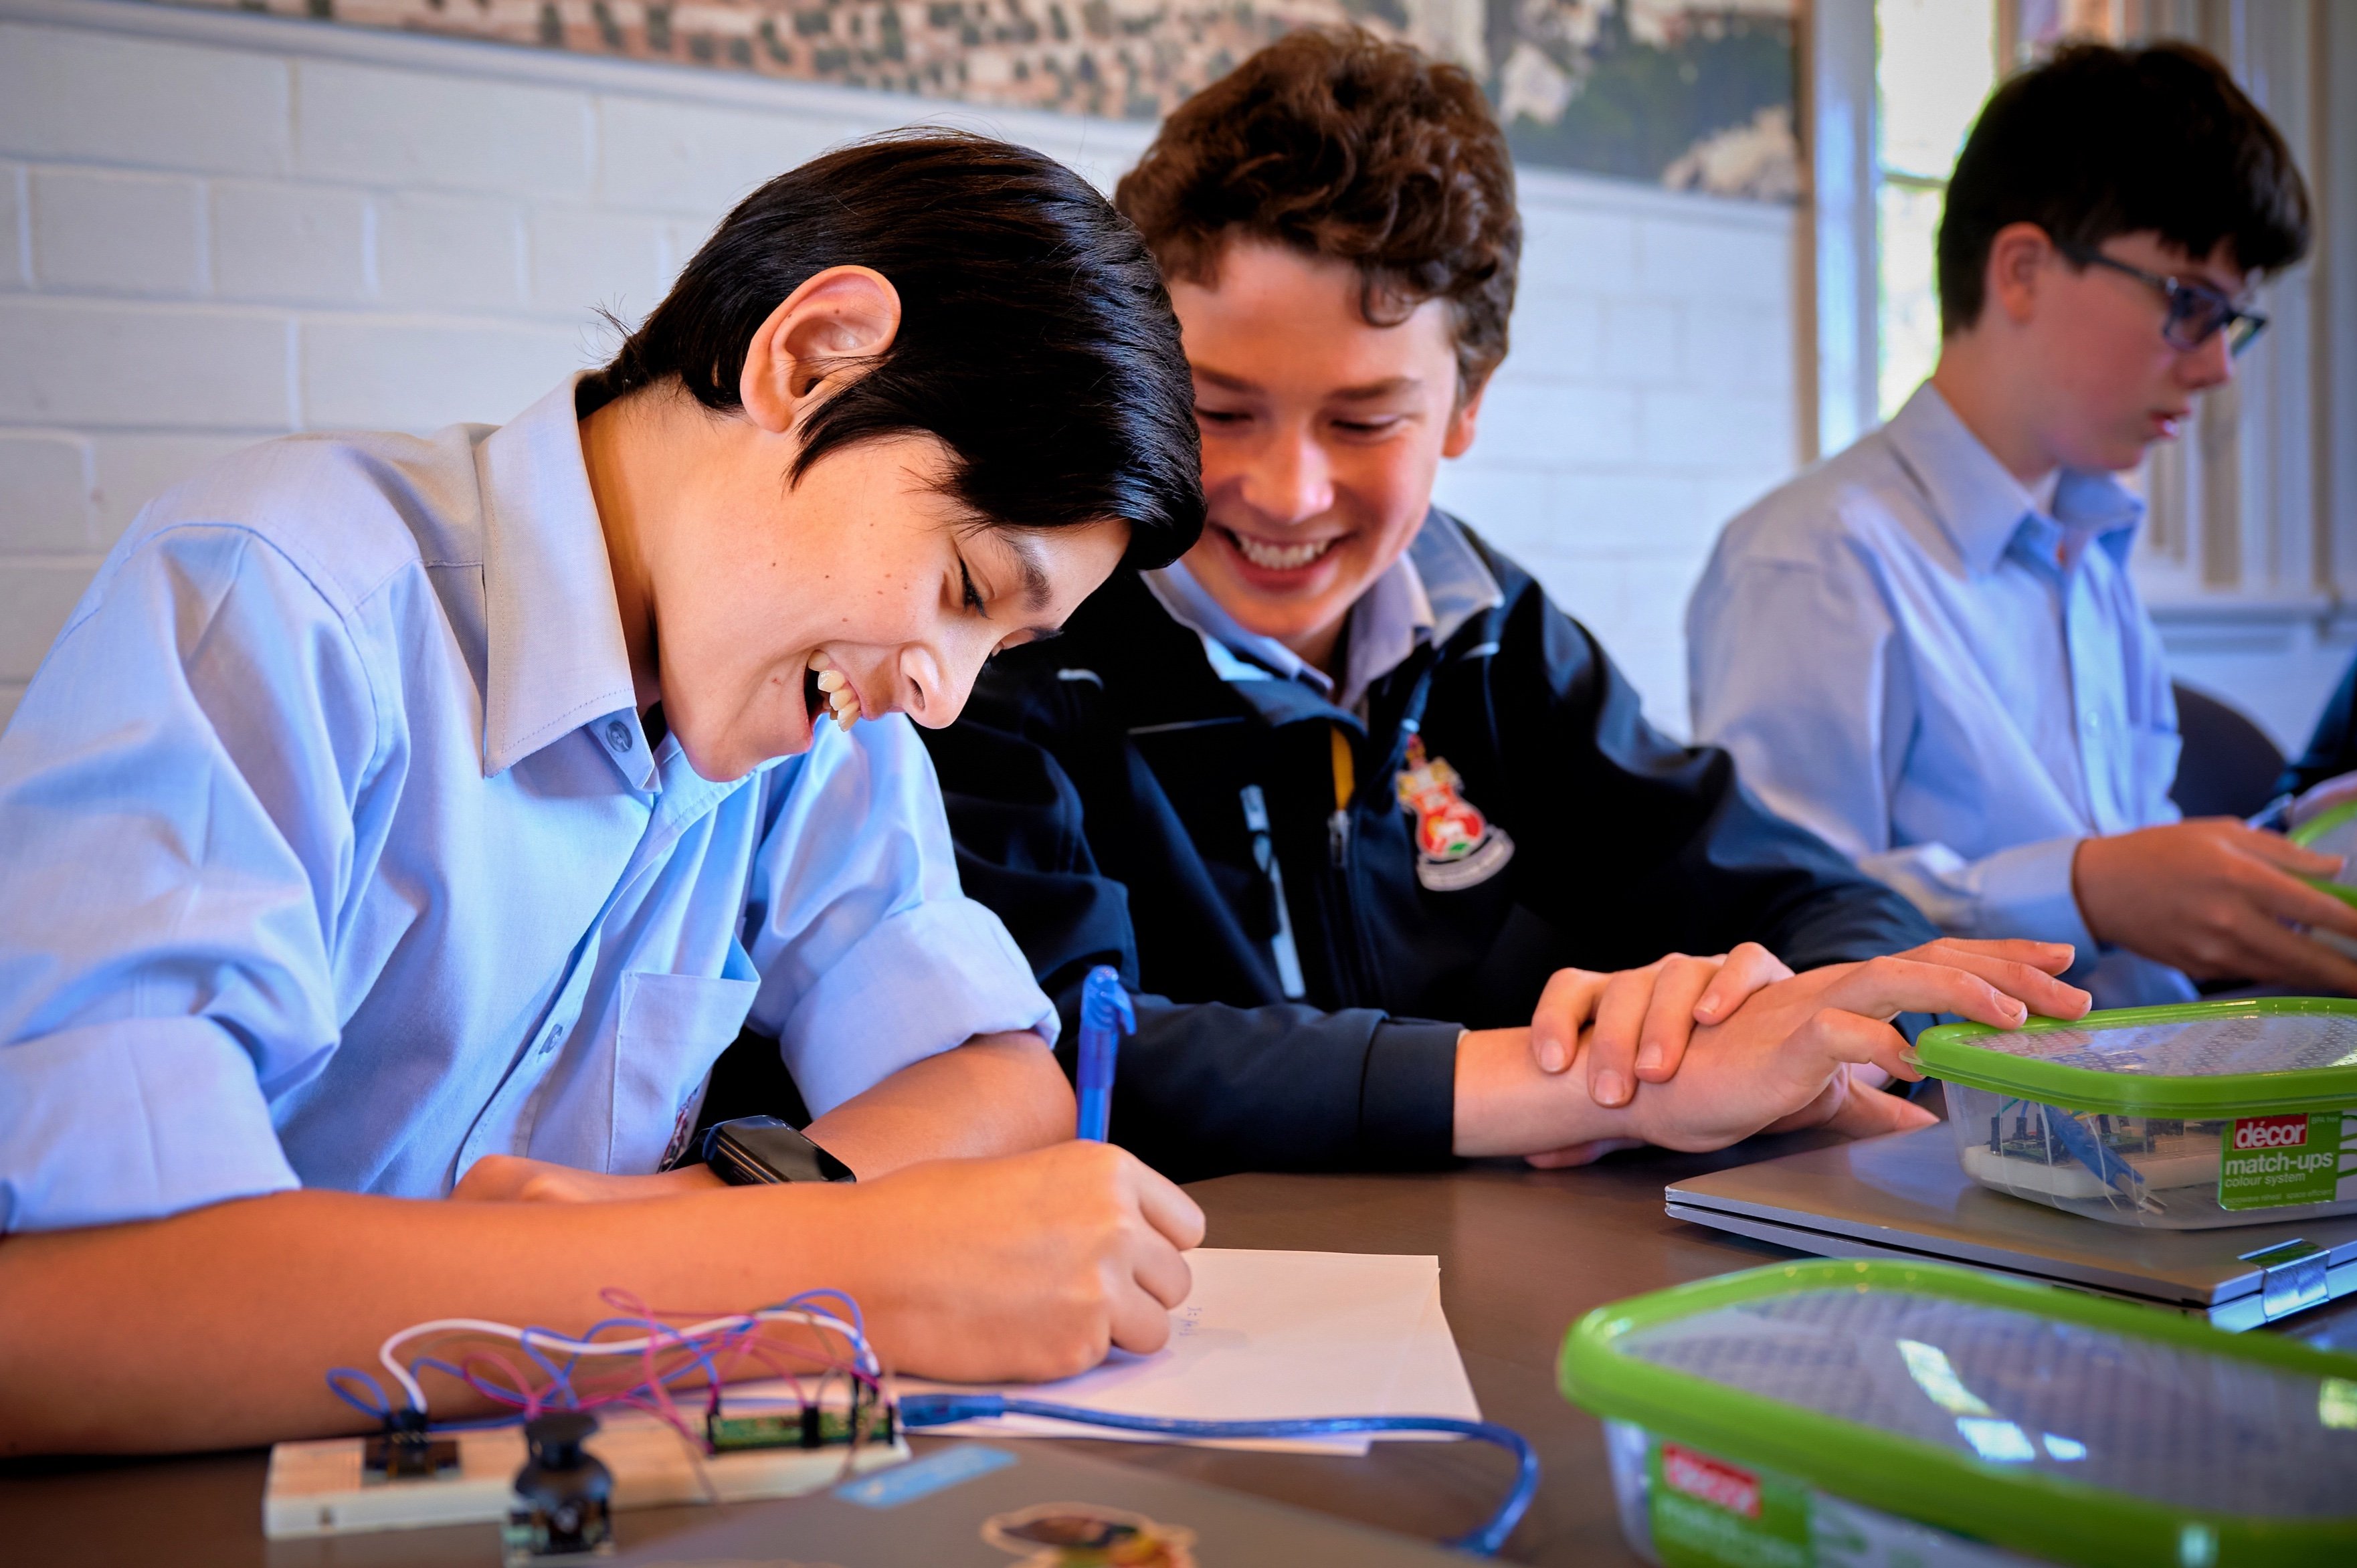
[710, 1117, 856, 1184]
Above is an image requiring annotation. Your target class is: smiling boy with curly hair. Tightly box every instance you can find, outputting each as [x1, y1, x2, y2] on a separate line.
[916, 29, 2087, 1181]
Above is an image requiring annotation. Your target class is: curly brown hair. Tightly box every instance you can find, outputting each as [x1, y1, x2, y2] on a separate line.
[1115, 27, 1520, 398]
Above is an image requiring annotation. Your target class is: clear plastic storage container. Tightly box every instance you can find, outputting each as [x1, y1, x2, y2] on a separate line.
[1912, 997, 2357, 1229]
[1558, 1258, 2357, 1568]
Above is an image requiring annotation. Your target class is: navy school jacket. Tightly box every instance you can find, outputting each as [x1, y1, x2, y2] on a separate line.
[918, 516, 1938, 1181]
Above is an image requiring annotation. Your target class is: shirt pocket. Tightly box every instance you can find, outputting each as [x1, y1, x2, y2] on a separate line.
[609, 969, 759, 1174]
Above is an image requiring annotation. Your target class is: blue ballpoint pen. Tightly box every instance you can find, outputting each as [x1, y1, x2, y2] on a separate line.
[1074, 965, 1135, 1143]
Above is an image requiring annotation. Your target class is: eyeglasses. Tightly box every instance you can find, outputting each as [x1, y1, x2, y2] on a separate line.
[2058, 243, 2268, 357]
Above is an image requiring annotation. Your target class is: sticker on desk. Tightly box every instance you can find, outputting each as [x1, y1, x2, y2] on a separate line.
[836, 1444, 1016, 1508]
[982, 1502, 1199, 1567]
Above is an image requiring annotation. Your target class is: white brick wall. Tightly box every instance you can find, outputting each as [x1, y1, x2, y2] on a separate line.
[1435, 191, 1802, 732]
[0, 0, 1802, 740]
[30, 167, 206, 294]
[211, 180, 369, 302]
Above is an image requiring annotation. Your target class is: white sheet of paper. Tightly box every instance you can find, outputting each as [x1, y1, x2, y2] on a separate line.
[1381, 1282, 1483, 1442]
[898, 1248, 1481, 1456]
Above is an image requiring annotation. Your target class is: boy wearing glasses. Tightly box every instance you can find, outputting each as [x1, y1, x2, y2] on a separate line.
[1687, 42, 2335, 1008]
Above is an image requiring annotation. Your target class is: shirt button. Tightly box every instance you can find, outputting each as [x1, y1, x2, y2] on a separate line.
[605, 719, 634, 752]
[541, 1022, 566, 1056]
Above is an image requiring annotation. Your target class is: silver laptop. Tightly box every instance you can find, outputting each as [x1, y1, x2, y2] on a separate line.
[1667, 1124, 2357, 1331]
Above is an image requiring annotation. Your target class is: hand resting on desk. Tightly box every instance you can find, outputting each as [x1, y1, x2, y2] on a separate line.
[1525, 943, 1797, 1109]
[1454, 941, 2092, 1167]
[1525, 938, 2084, 1113]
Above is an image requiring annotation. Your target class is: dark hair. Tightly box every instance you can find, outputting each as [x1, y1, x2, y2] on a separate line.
[1939, 41, 2311, 334]
[1115, 27, 1521, 397]
[587, 132, 1204, 569]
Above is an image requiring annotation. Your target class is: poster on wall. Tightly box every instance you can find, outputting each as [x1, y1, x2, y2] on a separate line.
[157, 0, 1796, 199]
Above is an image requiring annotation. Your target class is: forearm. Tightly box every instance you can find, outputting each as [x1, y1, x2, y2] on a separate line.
[1451, 1027, 1634, 1157]
[0, 1183, 868, 1456]
[804, 1030, 1071, 1177]
[1074, 998, 1455, 1181]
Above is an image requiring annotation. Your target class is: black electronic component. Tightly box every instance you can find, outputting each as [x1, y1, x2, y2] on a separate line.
[363, 1407, 460, 1482]
[503, 1411, 614, 1563]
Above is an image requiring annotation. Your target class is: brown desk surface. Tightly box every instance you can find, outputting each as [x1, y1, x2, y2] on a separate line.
[11, 1135, 2357, 1565]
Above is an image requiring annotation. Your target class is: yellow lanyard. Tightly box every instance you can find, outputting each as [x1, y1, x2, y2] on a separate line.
[1329, 724, 1355, 815]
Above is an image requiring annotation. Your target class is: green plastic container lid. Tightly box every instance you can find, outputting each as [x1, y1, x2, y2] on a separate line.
[1913, 997, 2357, 1117]
[2289, 800, 2357, 910]
[1560, 1259, 2357, 1568]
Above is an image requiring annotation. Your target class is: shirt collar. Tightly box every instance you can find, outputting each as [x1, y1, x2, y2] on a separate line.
[1336, 545, 1434, 714]
[1408, 508, 1507, 648]
[1144, 509, 1503, 712]
[476, 375, 652, 788]
[1883, 381, 2146, 577]
[1143, 554, 1327, 693]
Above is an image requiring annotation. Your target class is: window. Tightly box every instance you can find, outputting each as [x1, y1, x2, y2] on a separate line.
[1872, 0, 1996, 419]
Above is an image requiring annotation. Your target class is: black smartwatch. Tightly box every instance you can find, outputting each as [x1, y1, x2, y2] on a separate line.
[700, 1116, 856, 1185]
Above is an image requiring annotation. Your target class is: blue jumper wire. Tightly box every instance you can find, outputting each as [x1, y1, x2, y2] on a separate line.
[899, 1393, 1539, 1555]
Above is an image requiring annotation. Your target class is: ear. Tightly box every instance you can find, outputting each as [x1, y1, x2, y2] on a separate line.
[1982, 221, 2054, 331]
[739, 266, 904, 437]
[1441, 373, 1489, 460]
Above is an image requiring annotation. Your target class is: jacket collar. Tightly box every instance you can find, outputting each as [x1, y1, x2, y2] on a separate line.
[1883, 382, 2145, 577]
[476, 375, 650, 787]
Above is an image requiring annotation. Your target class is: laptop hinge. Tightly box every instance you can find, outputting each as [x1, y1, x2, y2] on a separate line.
[2240, 1238, 2329, 1320]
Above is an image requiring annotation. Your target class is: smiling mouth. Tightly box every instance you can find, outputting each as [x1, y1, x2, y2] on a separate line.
[1221, 526, 1339, 572]
[806, 653, 864, 730]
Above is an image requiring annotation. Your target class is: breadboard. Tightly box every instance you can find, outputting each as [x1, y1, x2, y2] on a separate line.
[263, 1409, 907, 1539]
[1962, 1142, 2222, 1199]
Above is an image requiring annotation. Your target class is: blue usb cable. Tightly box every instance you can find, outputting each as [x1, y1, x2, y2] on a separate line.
[899, 1393, 1539, 1555]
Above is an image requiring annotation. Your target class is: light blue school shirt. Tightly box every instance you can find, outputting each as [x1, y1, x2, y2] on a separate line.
[1686, 382, 2191, 1008]
[0, 377, 1055, 1233]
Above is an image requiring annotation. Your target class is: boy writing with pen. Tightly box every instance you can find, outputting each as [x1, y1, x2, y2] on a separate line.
[0, 135, 1209, 1455]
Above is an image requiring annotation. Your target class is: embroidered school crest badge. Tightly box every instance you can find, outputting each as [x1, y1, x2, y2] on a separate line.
[1394, 735, 1515, 891]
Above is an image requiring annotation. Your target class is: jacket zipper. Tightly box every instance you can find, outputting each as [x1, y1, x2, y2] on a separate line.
[1240, 783, 1309, 1000]
[1323, 722, 1384, 1002]
[1331, 656, 1446, 1004]
[1327, 723, 1355, 868]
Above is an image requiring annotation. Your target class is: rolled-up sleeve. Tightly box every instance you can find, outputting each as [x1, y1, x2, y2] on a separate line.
[1858, 837, 2095, 950]
[0, 526, 379, 1232]
[743, 715, 1057, 1118]
[1690, 550, 1907, 864]
[1, 1021, 297, 1232]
